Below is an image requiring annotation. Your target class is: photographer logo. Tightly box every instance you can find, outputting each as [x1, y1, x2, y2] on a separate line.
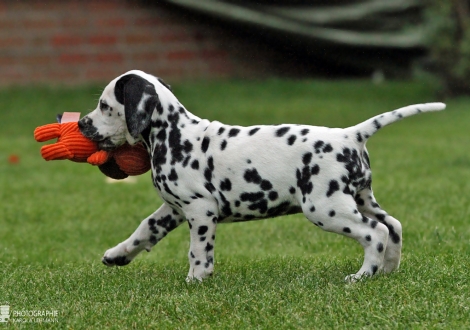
[0, 305, 59, 324]
[0, 306, 9, 323]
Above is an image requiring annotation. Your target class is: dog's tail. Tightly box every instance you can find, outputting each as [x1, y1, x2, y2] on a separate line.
[346, 102, 446, 143]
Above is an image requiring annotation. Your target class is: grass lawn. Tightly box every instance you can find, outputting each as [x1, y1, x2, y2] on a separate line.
[0, 79, 469, 329]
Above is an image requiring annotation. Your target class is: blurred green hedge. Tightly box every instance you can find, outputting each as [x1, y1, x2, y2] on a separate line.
[425, 0, 470, 95]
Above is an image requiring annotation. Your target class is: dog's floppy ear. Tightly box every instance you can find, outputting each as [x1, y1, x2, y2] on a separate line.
[115, 74, 159, 144]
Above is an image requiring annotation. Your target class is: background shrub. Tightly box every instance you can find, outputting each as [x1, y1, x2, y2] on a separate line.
[425, 0, 470, 96]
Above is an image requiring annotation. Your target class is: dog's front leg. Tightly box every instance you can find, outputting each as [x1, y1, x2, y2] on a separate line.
[102, 203, 185, 266]
[185, 205, 218, 281]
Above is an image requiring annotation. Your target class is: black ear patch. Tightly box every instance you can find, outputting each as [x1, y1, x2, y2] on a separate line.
[114, 74, 137, 105]
[115, 74, 160, 140]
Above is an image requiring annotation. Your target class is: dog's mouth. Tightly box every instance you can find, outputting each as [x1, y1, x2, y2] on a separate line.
[97, 138, 118, 151]
[78, 120, 119, 151]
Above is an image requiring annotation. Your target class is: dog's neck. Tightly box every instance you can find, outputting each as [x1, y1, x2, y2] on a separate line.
[141, 104, 210, 171]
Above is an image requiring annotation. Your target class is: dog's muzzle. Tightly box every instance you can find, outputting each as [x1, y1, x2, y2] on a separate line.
[78, 118, 117, 151]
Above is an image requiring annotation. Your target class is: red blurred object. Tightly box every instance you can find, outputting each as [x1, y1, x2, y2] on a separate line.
[8, 154, 20, 164]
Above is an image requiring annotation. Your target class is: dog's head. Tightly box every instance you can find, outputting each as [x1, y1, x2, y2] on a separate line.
[78, 70, 171, 150]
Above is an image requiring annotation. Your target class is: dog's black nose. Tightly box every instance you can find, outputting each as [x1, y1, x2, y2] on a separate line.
[77, 119, 85, 130]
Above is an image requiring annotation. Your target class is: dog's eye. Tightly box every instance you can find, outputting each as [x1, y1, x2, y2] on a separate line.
[100, 100, 112, 112]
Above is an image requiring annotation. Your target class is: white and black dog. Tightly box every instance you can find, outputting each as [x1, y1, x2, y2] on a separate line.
[78, 70, 445, 281]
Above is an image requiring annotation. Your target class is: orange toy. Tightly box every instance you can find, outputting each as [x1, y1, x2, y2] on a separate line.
[34, 119, 151, 180]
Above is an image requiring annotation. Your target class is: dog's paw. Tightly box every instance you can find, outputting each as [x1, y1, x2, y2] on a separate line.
[102, 244, 132, 267]
[344, 273, 369, 283]
[102, 255, 130, 267]
[185, 276, 204, 283]
[186, 268, 214, 282]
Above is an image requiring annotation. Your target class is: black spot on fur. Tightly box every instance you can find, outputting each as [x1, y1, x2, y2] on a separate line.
[182, 155, 191, 167]
[329, 210, 336, 217]
[343, 227, 351, 233]
[355, 196, 365, 206]
[287, 135, 296, 145]
[249, 127, 260, 136]
[371, 265, 378, 275]
[183, 140, 193, 153]
[220, 140, 227, 150]
[375, 213, 386, 222]
[326, 180, 340, 197]
[248, 198, 268, 214]
[205, 242, 214, 252]
[377, 243, 384, 253]
[311, 164, 320, 175]
[168, 169, 178, 181]
[218, 127, 225, 135]
[302, 152, 312, 165]
[201, 137, 210, 153]
[268, 191, 278, 201]
[156, 215, 178, 231]
[244, 168, 262, 184]
[198, 226, 208, 235]
[228, 128, 240, 137]
[240, 192, 264, 202]
[373, 120, 382, 130]
[313, 140, 324, 153]
[365, 235, 371, 241]
[260, 180, 273, 191]
[168, 112, 185, 164]
[204, 182, 216, 193]
[152, 144, 167, 172]
[204, 168, 212, 182]
[156, 128, 166, 141]
[220, 178, 232, 191]
[191, 160, 199, 170]
[322, 144, 333, 153]
[276, 126, 290, 137]
[301, 129, 309, 136]
[296, 167, 313, 196]
[380, 220, 401, 244]
[266, 201, 292, 217]
[356, 132, 363, 143]
[218, 192, 232, 217]
[207, 157, 214, 170]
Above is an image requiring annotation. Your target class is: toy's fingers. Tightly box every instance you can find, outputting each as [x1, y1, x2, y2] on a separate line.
[87, 150, 110, 166]
[34, 123, 61, 142]
[40, 143, 73, 161]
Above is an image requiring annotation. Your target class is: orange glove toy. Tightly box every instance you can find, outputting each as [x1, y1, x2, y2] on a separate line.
[34, 112, 151, 179]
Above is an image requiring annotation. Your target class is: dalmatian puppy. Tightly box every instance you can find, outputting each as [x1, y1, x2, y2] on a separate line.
[78, 70, 445, 281]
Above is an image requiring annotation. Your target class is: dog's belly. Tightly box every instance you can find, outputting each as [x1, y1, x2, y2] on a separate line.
[216, 190, 303, 223]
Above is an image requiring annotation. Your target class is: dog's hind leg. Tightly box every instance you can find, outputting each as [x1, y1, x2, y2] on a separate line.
[102, 203, 185, 266]
[355, 188, 402, 273]
[302, 194, 389, 281]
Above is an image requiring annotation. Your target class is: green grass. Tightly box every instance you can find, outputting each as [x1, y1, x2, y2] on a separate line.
[1, 79, 469, 329]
